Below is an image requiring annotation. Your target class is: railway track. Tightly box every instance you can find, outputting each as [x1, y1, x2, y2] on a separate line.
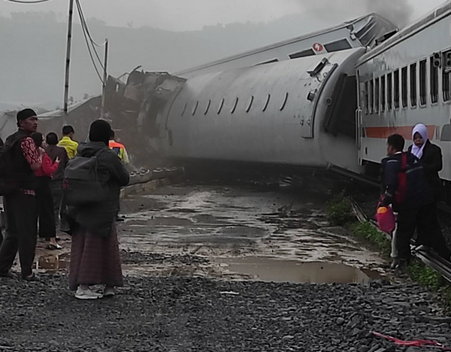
[352, 200, 451, 283]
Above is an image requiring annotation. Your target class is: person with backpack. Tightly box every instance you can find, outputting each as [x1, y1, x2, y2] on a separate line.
[31, 132, 62, 250]
[407, 124, 450, 258]
[0, 109, 42, 280]
[380, 134, 451, 268]
[67, 120, 129, 300]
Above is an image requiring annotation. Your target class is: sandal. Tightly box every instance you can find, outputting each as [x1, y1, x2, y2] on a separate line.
[46, 243, 63, 250]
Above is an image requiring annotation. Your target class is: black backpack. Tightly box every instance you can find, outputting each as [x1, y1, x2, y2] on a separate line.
[63, 149, 109, 206]
[0, 141, 20, 196]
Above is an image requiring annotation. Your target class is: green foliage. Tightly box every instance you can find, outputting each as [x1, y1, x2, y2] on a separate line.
[408, 260, 442, 290]
[326, 193, 354, 226]
[351, 221, 391, 256]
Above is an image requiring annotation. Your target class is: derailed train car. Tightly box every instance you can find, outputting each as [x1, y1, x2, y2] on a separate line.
[158, 48, 366, 175]
[151, 1, 451, 195]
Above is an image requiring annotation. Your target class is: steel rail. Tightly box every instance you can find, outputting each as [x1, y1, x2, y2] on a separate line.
[351, 200, 451, 283]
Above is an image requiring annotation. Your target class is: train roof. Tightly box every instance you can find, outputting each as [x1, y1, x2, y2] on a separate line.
[176, 13, 395, 77]
[357, 0, 451, 65]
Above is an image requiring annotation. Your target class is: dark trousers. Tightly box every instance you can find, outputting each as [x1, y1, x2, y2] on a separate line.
[396, 202, 451, 262]
[35, 177, 56, 239]
[0, 193, 37, 277]
[49, 180, 63, 230]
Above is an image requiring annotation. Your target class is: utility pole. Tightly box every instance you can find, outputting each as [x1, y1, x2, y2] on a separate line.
[100, 39, 109, 119]
[63, 0, 74, 126]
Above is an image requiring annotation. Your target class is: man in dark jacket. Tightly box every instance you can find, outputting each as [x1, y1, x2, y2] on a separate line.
[0, 109, 42, 280]
[0, 136, 3, 247]
[381, 134, 451, 266]
[45, 132, 68, 231]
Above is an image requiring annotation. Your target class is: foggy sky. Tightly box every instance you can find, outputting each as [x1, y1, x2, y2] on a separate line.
[0, 0, 445, 31]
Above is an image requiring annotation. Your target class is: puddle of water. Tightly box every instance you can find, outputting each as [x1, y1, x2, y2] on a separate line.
[219, 257, 381, 284]
[36, 253, 70, 271]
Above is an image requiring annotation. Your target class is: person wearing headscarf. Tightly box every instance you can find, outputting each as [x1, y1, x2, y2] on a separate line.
[408, 123, 450, 261]
[68, 120, 129, 300]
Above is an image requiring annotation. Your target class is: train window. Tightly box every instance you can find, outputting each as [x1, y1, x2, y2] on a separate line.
[420, 60, 427, 106]
[444, 51, 451, 102]
[430, 56, 439, 104]
[369, 80, 374, 114]
[231, 98, 239, 113]
[191, 101, 199, 115]
[280, 93, 289, 111]
[289, 49, 315, 59]
[324, 39, 352, 52]
[364, 82, 369, 114]
[444, 70, 451, 102]
[181, 103, 187, 116]
[381, 76, 386, 112]
[263, 94, 271, 112]
[394, 69, 400, 109]
[401, 67, 408, 108]
[375, 78, 380, 113]
[246, 96, 254, 113]
[410, 64, 417, 107]
[217, 98, 225, 114]
[387, 73, 392, 110]
[204, 99, 211, 115]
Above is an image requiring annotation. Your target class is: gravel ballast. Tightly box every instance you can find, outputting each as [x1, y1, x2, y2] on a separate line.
[0, 275, 450, 351]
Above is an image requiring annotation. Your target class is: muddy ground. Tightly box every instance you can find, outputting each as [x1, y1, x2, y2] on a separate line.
[1, 181, 451, 351]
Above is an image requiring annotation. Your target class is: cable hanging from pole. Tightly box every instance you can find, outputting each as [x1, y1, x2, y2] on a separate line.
[4, 0, 53, 3]
[75, 0, 105, 83]
[75, 0, 105, 66]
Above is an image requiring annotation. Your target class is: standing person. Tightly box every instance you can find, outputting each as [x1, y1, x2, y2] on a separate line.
[57, 125, 78, 160]
[0, 136, 3, 248]
[408, 123, 450, 258]
[380, 134, 450, 268]
[57, 125, 78, 232]
[0, 109, 41, 280]
[31, 132, 62, 250]
[68, 120, 129, 299]
[45, 132, 68, 233]
[109, 130, 130, 165]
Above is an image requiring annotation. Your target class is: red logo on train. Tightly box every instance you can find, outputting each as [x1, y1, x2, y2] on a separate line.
[312, 43, 324, 52]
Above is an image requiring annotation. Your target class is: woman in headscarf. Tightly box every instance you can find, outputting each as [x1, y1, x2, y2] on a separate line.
[68, 120, 130, 300]
[409, 124, 443, 201]
[408, 123, 450, 260]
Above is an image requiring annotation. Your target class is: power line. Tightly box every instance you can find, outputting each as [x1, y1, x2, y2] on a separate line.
[4, 0, 52, 3]
[75, 0, 104, 83]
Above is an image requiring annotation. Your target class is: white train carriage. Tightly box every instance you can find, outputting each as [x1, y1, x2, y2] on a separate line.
[158, 48, 366, 174]
[177, 14, 396, 79]
[356, 1, 451, 181]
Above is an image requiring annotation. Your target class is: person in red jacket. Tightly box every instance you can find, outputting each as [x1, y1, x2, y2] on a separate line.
[31, 132, 62, 250]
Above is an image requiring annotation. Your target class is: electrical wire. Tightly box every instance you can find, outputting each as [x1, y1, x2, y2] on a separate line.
[75, 0, 105, 83]
[4, 0, 52, 3]
[76, 0, 105, 70]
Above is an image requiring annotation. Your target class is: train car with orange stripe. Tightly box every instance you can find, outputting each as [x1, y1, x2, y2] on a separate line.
[356, 2, 451, 184]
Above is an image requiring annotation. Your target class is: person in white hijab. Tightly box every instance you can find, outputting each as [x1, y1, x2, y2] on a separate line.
[408, 123, 450, 261]
[411, 123, 429, 159]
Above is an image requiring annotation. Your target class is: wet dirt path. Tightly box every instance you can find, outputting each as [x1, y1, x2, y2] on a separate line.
[34, 182, 385, 283]
[110, 183, 383, 283]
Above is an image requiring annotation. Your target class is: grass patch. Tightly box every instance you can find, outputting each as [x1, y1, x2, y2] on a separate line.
[325, 193, 354, 226]
[350, 221, 391, 257]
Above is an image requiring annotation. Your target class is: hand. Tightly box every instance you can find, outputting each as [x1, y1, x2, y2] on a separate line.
[38, 147, 45, 155]
[55, 157, 61, 163]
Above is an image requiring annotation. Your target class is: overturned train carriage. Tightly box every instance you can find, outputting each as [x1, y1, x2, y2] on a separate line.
[154, 48, 366, 175]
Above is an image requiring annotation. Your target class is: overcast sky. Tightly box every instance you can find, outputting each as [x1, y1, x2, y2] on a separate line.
[0, 0, 446, 31]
